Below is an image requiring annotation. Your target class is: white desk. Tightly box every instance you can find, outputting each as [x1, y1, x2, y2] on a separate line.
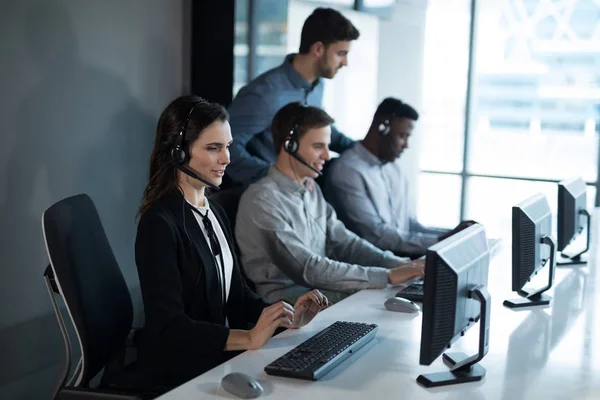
[158, 224, 600, 399]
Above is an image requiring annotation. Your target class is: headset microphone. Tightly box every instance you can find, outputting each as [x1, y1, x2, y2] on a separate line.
[172, 160, 220, 191]
[289, 151, 322, 176]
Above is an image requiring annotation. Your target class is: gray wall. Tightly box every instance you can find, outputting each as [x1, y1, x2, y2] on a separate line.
[0, 1, 190, 398]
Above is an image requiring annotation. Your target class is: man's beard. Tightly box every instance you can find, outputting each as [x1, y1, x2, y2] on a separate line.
[378, 138, 402, 163]
[318, 61, 336, 79]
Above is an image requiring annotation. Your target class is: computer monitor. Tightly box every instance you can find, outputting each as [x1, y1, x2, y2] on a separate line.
[417, 223, 490, 388]
[504, 193, 556, 309]
[557, 177, 590, 266]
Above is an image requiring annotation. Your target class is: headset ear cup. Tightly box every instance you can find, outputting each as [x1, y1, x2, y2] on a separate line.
[284, 138, 298, 154]
[172, 146, 187, 164]
[378, 120, 390, 136]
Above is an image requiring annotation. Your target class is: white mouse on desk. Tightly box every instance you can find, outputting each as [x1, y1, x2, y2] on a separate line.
[221, 372, 264, 399]
[384, 296, 421, 313]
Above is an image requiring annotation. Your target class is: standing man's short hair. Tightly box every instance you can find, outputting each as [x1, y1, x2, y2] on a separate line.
[271, 102, 335, 153]
[299, 8, 360, 54]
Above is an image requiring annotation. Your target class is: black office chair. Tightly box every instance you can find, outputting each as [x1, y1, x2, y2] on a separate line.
[42, 194, 160, 399]
[209, 186, 256, 291]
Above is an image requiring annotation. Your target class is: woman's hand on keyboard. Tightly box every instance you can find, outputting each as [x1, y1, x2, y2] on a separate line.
[248, 301, 295, 349]
[284, 289, 330, 329]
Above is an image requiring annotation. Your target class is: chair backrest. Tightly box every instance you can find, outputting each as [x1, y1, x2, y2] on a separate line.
[42, 194, 133, 386]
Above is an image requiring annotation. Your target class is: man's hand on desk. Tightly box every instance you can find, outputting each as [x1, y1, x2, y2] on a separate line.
[283, 289, 330, 330]
[387, 259, 425, 285]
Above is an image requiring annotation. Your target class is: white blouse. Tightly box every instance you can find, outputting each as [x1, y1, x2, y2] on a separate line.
[188, 200, 233, 303]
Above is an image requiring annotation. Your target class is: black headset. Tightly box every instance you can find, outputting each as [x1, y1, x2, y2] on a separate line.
[282, 111, 322, 176]
[171, 102, 201, 164]
[171, 101, 220, 191]
[283, 124, 300, 154]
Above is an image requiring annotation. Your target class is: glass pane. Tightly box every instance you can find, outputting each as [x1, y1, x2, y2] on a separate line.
[468, 0, 600, 182]
[419, 0, 471, 173]
[464, 176, 559, 239]
[233, 0, 289, 95]
[234, 0, 249, 95]
[359, 0, 395, 18]
[254, 0, 288, 79]
[586, 185, 596, 211]
[256, 55, 284, 76]
[258, 0, 288, 46]
[416, 173, 462, 229]
[299, 0, 354, 8]
[234, 55, 248, 86]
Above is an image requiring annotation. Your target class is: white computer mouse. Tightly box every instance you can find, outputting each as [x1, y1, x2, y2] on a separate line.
[221, 372, 264, 399]
[384, 296, 421, 313]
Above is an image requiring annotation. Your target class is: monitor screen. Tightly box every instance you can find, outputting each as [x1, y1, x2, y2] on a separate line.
[557, 177, 587, 252]
[504, 193, 557, 309]
[511, 193, 552, 292]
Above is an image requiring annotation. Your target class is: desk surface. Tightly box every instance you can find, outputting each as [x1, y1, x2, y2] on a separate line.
[158, 221, 600, 400]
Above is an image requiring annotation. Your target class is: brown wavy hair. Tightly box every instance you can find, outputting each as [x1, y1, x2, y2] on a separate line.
[137, 95, 228, 218]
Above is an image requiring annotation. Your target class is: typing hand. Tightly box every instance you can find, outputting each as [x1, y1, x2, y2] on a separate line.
[283, 289, 330, 329]
[248, 302, 295, 349]
[388, 259, 425, 285]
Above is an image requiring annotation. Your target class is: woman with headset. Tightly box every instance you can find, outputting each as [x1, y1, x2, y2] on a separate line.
[135, 95, 329, 388]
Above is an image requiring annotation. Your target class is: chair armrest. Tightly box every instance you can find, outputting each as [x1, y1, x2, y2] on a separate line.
[56, 387, 142, 400]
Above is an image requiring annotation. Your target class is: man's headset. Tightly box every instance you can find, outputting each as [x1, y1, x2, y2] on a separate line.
[377, 119, 391, 136]
[171, 101, 220, 191]
[283, 117, 323, 176]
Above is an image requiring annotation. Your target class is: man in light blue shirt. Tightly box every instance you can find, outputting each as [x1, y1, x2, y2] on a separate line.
[324, 98, 470, 258]
[226, 8, 358, 186]
[236, 103, 425, 303]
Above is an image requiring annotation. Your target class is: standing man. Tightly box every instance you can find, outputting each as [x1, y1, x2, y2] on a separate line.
[226, 8, 359, 186]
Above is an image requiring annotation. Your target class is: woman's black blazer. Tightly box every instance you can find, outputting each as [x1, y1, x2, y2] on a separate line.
[135, 189, 269, 386]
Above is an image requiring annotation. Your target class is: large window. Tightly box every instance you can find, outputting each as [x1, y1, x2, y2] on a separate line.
[234, 0, 289, 95]
[417, 0, 472, 226]
[419, 0, 600, 237]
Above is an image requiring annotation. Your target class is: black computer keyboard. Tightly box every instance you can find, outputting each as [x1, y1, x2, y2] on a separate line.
[264, 321, 378, 381]
[396, 280, 424, 302]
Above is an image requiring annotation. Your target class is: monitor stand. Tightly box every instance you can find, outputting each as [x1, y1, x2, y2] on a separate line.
[503, 293, 552, 308]
[504, 236, 556, 309]
[417, 286, 490, 388]
[557, 210, 590, 267]
[557, 253, 588, 266]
